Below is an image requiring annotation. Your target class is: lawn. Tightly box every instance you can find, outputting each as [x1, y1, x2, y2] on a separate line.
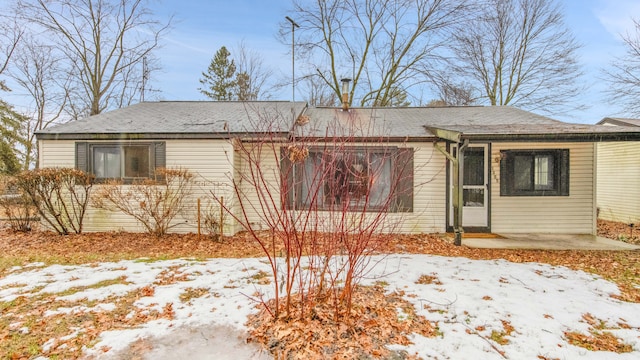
[0, 225, 639, 359]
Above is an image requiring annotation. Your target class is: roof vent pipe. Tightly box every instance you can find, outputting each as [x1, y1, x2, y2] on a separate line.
[341, 78, 351, 111]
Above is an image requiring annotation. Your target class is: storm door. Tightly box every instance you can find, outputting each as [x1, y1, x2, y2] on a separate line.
[450, 144, 489, 229]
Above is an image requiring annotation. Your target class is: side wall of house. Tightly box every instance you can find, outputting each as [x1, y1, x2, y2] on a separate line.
[233, 142, 448, 234]
[38, 139, 236, 234]
[490, 142, 596, 234]
[404, 142, 448, 233]
[596, 142, 640, 223]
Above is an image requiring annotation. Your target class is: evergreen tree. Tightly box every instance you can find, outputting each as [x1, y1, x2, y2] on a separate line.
[0, 99, 26, 174]
[199, 46, 237, 100]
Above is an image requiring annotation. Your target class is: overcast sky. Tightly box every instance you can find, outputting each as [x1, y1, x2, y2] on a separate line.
[3, 0, 639, 124]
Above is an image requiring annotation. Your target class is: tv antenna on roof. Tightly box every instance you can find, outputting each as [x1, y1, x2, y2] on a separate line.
[285, 16, 299, 103]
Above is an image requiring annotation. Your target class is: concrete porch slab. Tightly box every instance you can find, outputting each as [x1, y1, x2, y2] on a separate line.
[462, 233, 640, 250]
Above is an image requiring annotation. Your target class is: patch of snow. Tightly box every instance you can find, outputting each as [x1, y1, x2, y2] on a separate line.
[3, 255, 640, 359]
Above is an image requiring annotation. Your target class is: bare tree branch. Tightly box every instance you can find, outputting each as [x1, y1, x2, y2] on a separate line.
[16, 0, 172, 117]
[8, 35, 70, 169]
[445, 0, 584, 115]
[284, 0, 472, 107]
[233, 41, 275, 100]
[603, 18, 640, 116]
[0, 15, 23, 90]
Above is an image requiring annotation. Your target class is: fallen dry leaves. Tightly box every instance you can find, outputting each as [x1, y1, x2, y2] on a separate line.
[597, 219, 640, 245]
[564, 331, 633, 353]
[564, 313, 635, 353]
[247, 285, 434, 359]
[0, 219, 638, 358]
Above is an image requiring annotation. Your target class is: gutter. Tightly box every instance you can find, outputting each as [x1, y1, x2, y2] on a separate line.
[36, 132, 291, 141]
[460, 132, 640, 142]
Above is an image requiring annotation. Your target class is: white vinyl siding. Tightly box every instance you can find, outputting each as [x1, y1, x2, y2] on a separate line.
[39, 139, 76, 168]
[39, 139, 236, 234]
[234, 142, 447, 234]
[491, 142, 596, 234]
[596, 142, 640, 223]
[38, 139, 599, 235]
[403, 142, 447, 233]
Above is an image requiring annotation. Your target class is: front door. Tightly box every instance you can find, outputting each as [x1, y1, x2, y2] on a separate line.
[450, 144, 489, 229]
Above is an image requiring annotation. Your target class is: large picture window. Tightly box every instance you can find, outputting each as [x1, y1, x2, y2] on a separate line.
[282, 147, 413, 212]
[500, 149, 569, 196]
[75, 142, 165, 181]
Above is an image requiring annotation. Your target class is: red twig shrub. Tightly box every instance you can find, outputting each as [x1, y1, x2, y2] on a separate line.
[213, 107, 415, 321]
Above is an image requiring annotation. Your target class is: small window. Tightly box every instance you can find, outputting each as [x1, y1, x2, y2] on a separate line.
[500, 149, 569, 196]
[76, 142, 165, 181]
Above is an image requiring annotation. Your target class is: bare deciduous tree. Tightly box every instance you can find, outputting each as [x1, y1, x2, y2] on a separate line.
[604, 18, 640, 115]
[430, 75, 477, 106]
[0, 16, 23, 90]
[0, 14, 27, 174]
[16, 0, 171, 117]
[9, 35, 69, 169]
[234, 41, 274, 101]
[285, 0, 471, 107]
[299, 75, 337, 107]
[446, 0, 583, 115]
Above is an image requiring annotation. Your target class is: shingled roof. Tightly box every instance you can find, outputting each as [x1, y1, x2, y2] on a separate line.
[597, 117, 640, 127]
[297, 106, 640, 142]
[37, 101, 307, 140]
[37, 102, 640, 142]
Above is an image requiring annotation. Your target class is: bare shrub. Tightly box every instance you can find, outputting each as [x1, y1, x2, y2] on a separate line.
[213, 107, 416, 321]
[92, 168, 195, 237]
[0, 191, 36, 232]
[11, 168, 94, 234]
[0, 175, 36, 231]
[202, 202, 227, 241]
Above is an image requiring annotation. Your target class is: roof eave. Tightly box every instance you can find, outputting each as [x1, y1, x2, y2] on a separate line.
[292, 135, 438, 143]
[36, 132, 290, 141]
[461, 132, 640, 142]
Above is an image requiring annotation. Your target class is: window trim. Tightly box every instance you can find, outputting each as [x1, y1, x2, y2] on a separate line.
[500, 149, 569, 197]
[75, 141, 165, 183]
[281, 146, 413, 213]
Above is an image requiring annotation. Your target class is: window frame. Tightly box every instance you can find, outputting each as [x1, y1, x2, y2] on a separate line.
[75, 141, 165, 183]
[500, 149, 569, 197]
[281, 146, 413, 213]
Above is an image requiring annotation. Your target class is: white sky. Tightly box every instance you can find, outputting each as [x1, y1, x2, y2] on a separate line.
[2, 254, 639, 359]
[1, 0, 639, 124]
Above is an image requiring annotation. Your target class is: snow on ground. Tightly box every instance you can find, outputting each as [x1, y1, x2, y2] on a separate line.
[2, 254, 640, 359]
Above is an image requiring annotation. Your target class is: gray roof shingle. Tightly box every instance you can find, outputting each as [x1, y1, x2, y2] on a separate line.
[297, 106, 640, 141]
[37, 101, 307, 139]
[597, 117, 640, 127]
[37, 102, 640, 142]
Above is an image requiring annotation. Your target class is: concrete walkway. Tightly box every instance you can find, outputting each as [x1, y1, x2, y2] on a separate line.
[462, 233, 640, 250]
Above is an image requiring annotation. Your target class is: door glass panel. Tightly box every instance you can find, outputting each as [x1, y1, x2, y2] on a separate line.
[463, 147, 485, 186]
[463, 188, 484, 207]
